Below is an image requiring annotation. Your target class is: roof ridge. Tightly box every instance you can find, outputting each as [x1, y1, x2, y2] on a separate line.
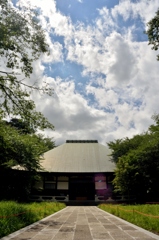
[66, 140, 98, 143]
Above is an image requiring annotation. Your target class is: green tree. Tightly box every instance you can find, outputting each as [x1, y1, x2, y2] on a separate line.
[5, 118, 35, 134]
[6, 118, 55, 148]
[0, 0, 53, 130]
[0, 119, 55, 200]
[0, 120, 53, 170]
[108, 134, 146, 163]
[36, 134, 56, 150]
[109, 115, 159, 202]
[146, 9, 159, 60]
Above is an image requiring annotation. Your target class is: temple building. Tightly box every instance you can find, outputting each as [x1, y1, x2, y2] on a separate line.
[30, 140, 115, 203]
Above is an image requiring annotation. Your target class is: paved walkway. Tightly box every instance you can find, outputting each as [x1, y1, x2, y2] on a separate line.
[1, 206, 159, 240]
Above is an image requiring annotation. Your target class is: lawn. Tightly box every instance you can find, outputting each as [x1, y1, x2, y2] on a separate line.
[0, 201, 66, 238]
[99, 204, 159, 234]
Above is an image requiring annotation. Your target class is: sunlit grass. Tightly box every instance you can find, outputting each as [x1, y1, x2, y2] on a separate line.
[0, 201, 66, 238]
[99, 204, 159, 234]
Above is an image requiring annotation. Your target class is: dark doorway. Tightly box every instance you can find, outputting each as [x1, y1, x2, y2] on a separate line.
[69, 176, 95, 200]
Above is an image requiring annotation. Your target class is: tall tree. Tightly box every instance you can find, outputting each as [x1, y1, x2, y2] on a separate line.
[6, 118, 35, 134]
[108, 134, 145, 163]
[0, 119, 55, 200]
[0, 120, 53, 171]
[108, 115, 159, 202]
[0, 0, 53, 130]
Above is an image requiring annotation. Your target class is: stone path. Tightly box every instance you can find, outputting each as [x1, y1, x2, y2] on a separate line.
[1, 206, 159, 240]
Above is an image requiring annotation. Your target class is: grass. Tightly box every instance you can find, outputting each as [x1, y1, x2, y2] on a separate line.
[0, 201, 66, 238]
[98, 204, 159, 234]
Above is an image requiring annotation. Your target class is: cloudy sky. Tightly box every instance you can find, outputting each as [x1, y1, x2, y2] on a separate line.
[15, 0, 159, 146]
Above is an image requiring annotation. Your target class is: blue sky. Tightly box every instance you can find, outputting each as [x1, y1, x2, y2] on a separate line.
[56, 0, 115, 23]
[14, 0, 159, 145]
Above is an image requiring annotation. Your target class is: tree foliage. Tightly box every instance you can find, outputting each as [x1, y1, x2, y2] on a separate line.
[146, 9, 159, 60]
[6, 118, 35, 134]
[0, 119, 55, 171]
[0, 0, 55, 199]
[0, 118, 55, 201]
[108, 115, 159, 202]
[108, 134, 146, 163]
[0, 0, 53, 130]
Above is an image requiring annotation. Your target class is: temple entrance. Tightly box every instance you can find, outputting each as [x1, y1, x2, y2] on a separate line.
[69, 176, 95, 201]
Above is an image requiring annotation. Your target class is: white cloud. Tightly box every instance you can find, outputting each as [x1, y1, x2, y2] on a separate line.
[111, 0, 159, 25]
[33, 77, 115, 145]
[42, 40, 63, 63]
[97, 7, 116, 31]
[106, 32, 138, 86]
[11, 0, 159, 147]
[17, 0, 57, 15]
[86, 84, 118, 109]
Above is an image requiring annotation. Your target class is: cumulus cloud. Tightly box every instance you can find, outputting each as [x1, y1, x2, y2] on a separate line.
[11, 0, 159, 146]
[111, 0, 159, 25]
[33, 77, 114, 145]
[106, 32, 138, 85]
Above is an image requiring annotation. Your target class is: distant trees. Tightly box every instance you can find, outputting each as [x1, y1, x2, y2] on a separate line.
[108, 115, 159, 202]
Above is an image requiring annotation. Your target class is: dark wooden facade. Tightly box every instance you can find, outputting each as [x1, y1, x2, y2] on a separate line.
[30, 172, 114, 203]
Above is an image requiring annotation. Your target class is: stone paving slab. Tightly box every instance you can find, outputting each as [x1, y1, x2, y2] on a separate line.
[1, 206, 159, 240]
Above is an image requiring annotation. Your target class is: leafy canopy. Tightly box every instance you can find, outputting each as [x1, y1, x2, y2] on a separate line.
[145, 9, 159, 60]
[0, 118, 55, 171]
[0, 118, 55, 201]
[108, 114, 159, 202]
[0, 0, 53, 131]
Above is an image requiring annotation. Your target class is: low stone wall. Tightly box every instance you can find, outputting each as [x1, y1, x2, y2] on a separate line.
[29, 195, 69, 202]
